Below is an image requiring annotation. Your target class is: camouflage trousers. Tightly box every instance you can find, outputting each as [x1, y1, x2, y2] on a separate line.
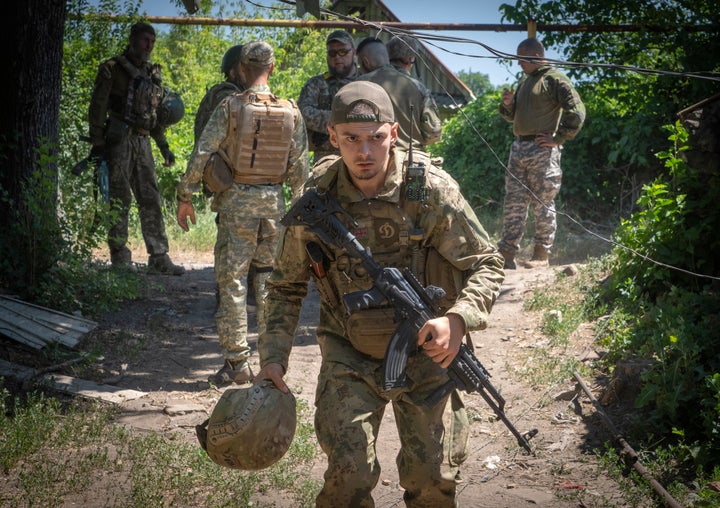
[214, 212, 277, 361]
[106, 133, 169, 255]
[314, 338, 469, 508]
[499, 140, 562, 253]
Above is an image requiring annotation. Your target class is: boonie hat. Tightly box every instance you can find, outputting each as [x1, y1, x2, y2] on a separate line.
[241, 41, 274, 67]
[330, 81, 395, 125]
[326, 30, 355, 48]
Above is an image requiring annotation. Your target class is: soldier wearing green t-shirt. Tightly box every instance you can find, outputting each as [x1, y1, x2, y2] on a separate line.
[498, 37, 585, 269]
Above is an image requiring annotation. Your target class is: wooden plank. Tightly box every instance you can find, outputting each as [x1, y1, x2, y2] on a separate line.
[0, 359, 147, 404]
[0, 296, 97, 349]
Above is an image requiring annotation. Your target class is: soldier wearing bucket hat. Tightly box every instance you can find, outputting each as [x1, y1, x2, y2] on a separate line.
[256, 80, 505, 506]
[298, 30, 360, 161]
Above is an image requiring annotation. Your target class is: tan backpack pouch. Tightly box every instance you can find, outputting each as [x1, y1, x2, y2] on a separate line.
[202, 148, 234, 193]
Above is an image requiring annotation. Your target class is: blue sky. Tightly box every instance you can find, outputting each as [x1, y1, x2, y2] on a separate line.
[96, 0, 562, 85]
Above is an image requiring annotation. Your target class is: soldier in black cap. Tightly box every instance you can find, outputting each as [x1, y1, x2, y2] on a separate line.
[298, 30, 360, 161]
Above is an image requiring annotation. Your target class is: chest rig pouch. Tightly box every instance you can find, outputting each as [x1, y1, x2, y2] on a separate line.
[222, 91, 296, 185]
[114, 55, 163, 132]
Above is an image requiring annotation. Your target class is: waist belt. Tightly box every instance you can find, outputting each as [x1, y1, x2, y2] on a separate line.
[516, 134, 537, 142]
[131, 127, 150, 136]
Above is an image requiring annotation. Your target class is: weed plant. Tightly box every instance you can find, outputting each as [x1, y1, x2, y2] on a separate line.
[0, 386, 321, 507]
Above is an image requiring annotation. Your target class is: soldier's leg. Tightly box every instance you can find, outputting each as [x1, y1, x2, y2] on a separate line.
[499, 141, 533, 262]
[210, 213, 258, 384]
[252, 217, 279, 337]
[314, 360, 385, 508]
[530, 146, 562, 251]
[106, 137, 134, 262]
[394, 355, 466, 507]
[129, 136, 170, 256]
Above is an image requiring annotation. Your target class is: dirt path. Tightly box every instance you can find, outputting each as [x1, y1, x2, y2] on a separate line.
[79, 255, 631, 507]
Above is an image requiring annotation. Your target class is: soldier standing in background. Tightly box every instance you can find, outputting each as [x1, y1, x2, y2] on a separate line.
[193, 44, 246, 143]
[387, 35, 418, 76]
[87, 21, 185, 275]
[255, 81, 504, 507]
[298, 30, 359, 162]
[497, 37, 585, 269]
[176, 42, 309, 386]
[355, 37, 442, 153]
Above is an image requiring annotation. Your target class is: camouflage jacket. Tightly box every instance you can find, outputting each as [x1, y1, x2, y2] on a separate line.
[193, 81, 244, 144]
[88, 50, 168, 148]
[177, 83, 309, 213]
[357, 65, 442, 153]
[499, 65, 585, 145]
[258, 150, 505, 370]
[297, 69, 359, 152]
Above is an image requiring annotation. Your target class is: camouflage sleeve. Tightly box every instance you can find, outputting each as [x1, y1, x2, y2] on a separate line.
[87, 60, 114, 147]
[297, 76, 332, 133]
[426, 168, 505, 331]
[548, 72, 586, 144]
[150, 124, 169, 148]
[419, 85, 442, 146]
[176, 97, 230, 202]
[258, 224, 312, 370]
[285, 107, 310, 199]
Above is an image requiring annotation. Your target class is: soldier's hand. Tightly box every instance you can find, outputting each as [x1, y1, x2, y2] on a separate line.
[502, 87, 514, 106]
[158, 143, 175, 167]
[254, 363, 289, 393]
[176, 201, 196, 232]
[88, 144, 106, 164]
[418, 313, 465, 368]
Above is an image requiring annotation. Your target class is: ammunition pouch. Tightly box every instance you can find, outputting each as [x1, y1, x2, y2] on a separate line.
[202, 149, 234, 194]
[345, 308, 397, 359]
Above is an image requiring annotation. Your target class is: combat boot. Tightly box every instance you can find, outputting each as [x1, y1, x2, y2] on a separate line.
[208, 359, 254, 386]
[110, 246, 135, 271]
[148, 253, 185, 276]
[524, 244, 550, 268]
[498, 247, 516, 270]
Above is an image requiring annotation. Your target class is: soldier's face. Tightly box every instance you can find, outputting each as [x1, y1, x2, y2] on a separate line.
[129, 32, 155, 63]
[328, 121, 398, 185]
[326, 41, 355, 78]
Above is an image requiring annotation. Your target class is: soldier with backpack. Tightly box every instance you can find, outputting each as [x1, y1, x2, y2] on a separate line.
[87, 21, 185, 275]
[176, 41, 309, 386]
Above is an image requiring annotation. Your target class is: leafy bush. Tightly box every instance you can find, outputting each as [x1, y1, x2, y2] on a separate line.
[593, 121, 720, 470]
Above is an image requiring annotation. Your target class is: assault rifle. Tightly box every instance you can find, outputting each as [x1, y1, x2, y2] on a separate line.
[281, 188, 537, 453]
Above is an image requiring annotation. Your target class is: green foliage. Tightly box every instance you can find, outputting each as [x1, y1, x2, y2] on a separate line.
[434, 89, 512, 214]
[589, 122, 720, 473]
[455, 70, 494, 97]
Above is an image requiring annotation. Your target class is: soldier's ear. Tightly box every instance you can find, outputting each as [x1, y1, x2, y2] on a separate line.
[328, 124, 339, 148]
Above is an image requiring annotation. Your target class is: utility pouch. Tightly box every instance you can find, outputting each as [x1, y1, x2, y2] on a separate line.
[105, 116, 129, 145]
[345, 308, 397, 359]
[203, 149, 234, 194]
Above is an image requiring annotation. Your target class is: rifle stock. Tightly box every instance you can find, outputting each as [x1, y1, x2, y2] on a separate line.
[281, 189, 536, 453]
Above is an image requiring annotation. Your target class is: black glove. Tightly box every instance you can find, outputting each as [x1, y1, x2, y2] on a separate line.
[89, 145, 105, 164]
[158, 143, 175, 166]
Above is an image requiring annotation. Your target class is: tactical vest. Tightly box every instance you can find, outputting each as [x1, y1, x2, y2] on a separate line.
[113, 55, 163, 132]
[221, 91, 297, 185]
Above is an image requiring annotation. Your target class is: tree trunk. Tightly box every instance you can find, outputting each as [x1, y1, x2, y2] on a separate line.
[0, 0, 66, 293]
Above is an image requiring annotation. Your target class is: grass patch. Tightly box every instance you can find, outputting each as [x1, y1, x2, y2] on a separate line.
[0, 386, 321, 507]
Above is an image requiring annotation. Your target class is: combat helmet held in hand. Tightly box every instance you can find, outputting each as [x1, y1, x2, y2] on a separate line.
[196, 380, 297, 470]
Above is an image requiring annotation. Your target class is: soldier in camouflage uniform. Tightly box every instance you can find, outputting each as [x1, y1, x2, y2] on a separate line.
[356, 38, 442, 153]
[177, 42, 309, 386]
[256, 81, 504, 507]
[193, 44, 246, 144]
[298, 30, 360, 162]
[88, 22, 184, 275]
[498, 37, 585, 269]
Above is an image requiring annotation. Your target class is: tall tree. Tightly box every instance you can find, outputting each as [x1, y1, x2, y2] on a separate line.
[0, 0, 66, 292]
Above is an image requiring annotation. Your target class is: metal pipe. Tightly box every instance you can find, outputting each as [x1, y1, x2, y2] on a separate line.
[66, 14, 718, 34]
[572, 371, 684, 508]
